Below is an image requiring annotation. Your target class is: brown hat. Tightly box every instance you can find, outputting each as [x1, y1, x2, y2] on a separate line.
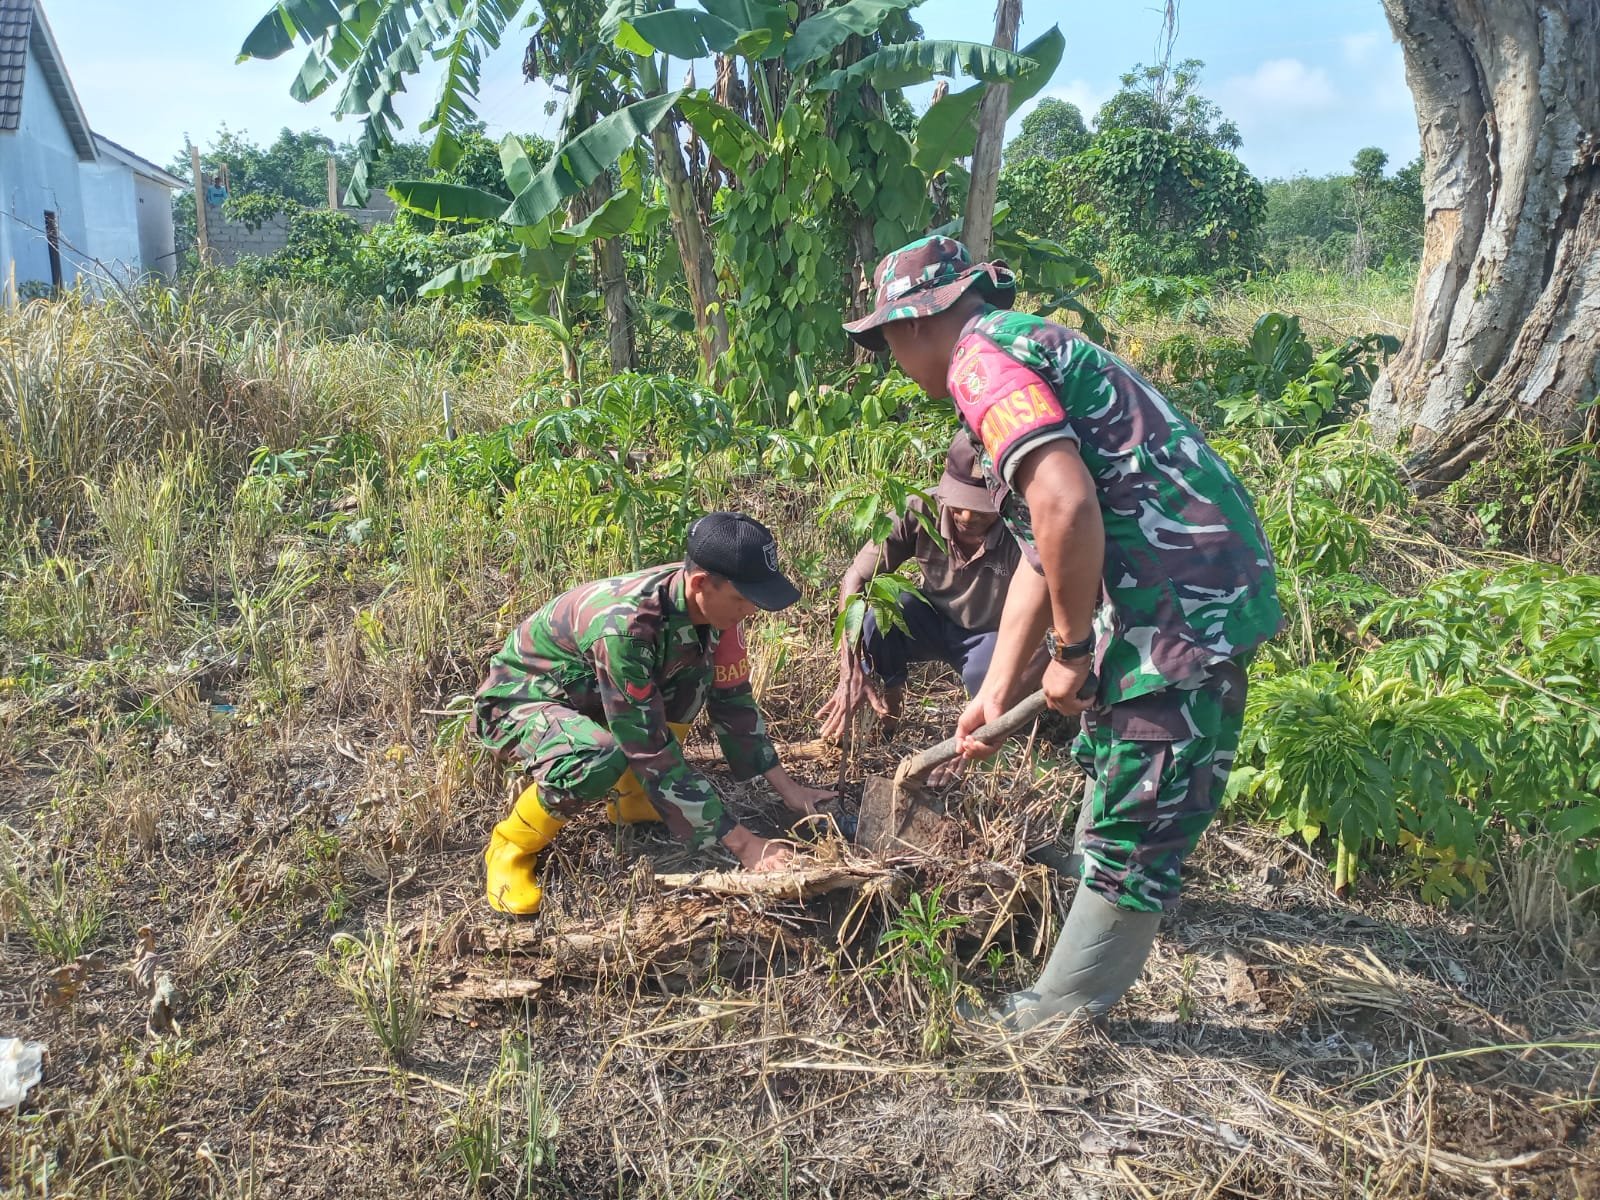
[934, 434, 996, 513]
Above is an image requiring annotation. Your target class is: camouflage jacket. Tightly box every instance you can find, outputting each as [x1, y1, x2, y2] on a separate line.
[947, 307, 1283, 704]
[475, 565, 778, 846]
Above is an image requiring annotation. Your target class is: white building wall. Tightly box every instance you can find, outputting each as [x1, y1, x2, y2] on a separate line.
[0, 41, 90, 290]
[133, 174, 176, 278]
[79, 157, 139, 284]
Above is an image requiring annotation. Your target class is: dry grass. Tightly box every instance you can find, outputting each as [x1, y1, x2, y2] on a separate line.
[4, 647, 1596, 1198]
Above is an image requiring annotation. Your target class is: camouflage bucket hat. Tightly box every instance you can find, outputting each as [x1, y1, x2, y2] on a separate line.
[843, 235, 1016, 352]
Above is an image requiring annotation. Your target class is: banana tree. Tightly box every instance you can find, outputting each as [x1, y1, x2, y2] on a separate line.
[390, 108, 673, 393]
[238, 0, 703, 374]
[610, 0, 1059, 404]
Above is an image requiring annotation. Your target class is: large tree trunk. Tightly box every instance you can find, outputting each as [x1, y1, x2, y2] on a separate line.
[652, 116, 731, 376]
[1372, 0, 1600, 493]
[962, 0, 1022, 261]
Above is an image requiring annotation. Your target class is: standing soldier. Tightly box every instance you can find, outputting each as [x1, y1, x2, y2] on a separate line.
[474, 512, 836, 915]
[842, 237, 1283, 1029]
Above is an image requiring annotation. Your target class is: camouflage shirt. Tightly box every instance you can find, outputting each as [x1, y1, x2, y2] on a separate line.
[947, 307, 1282, 704]
[474, 565, 779, 846]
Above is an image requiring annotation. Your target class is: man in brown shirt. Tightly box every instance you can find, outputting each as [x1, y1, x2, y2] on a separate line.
[817, 434, 1027, 742]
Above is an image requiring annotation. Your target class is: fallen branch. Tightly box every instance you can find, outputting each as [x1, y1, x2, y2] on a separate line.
[652, 864, 885, 902]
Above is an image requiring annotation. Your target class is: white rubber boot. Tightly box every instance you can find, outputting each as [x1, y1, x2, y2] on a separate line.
[993, 886, 1161, 1031]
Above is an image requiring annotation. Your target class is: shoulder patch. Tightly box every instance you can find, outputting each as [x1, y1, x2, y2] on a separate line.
[712, 623, 752, 688]
[948, 336, 1068, 468]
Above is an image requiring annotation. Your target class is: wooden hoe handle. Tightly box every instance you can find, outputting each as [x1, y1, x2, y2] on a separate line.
[894, 689, 1052, 784]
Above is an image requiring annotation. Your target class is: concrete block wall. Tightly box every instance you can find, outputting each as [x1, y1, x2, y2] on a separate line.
[201, 192, 396, 266]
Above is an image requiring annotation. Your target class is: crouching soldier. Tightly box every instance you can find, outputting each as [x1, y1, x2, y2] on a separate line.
[843, 237, 1283, 1029]
[473, 512, 836, 914]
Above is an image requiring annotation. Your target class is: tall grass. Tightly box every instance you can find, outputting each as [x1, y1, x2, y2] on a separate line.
[1114, 265, 1416, 371]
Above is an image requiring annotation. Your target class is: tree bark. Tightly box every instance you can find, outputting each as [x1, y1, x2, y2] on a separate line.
[1373, 0, 1600, 493]
[652, 115, 731, 377]
[572, 179, 637, 375]
[596, 232, 636, 374]
[962, 0, 1022, 261]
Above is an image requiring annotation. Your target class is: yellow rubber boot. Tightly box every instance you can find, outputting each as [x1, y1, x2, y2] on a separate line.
[604, 722, 692, 825]
[605, 769, 657, 825]
[484, 784, 568, 915]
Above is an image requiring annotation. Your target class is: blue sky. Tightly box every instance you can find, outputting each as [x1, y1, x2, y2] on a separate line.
[47, 0, 1419, 180]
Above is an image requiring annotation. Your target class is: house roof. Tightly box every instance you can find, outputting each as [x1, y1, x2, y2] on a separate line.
[93, 134, 185, 189]
[0, 0, 97, 161]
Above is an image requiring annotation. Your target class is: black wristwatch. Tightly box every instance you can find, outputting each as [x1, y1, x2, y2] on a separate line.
[1044, 628, 1094, 663]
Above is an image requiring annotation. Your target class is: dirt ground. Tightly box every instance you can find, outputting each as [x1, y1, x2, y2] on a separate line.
[2, 660, 1597, 1199]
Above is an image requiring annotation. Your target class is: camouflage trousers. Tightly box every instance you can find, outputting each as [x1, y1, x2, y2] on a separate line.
[1073, 654, 1251, 913]
[475, 699, 635, 818]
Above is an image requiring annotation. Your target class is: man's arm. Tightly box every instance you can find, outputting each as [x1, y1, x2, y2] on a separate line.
[978, 562, 1055, 708]
[956, 442, 1104, 754]
[708, 624, 837, 815]
[819, 509, 921, 741]
[1017, 440, 1103, 689]
[594, 634, 789, 869]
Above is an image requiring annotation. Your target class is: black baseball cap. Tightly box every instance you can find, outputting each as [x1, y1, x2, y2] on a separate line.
[685, 512, 801, 611]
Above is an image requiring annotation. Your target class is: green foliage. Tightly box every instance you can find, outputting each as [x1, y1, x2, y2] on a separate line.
[501, 93, 681, 228]
[0, 833, 106, 964]
[418, 0, 522, 171]
[522, 372, 745, 566]
[1229, 666, 1497, 902]
[408, 421, 533, 499]
[996, 155, 1078, 239]
[1261, 150, 1425, 272]
[221, 191, 298, 231]
[875, 887, 968, 1057]
[720, 96, 863, 407]
[1094, 57, 1240, 151]
[814, 38, 1040, 92]
[323, 916, 432, 1063]
[228, 203, 373, 295]
[1234, 562, 1600, 899]
[1077, 127, 1265, 278]
[912, 27, 1066, 175]
[1003, 97, 1088, 164]
[1442, 419, 1600, 559]
[833, 569, 924, 648]
[237, 0, 515, 205]
[442, 1033, 562, 1193]
[1163, 313, 1399, 449]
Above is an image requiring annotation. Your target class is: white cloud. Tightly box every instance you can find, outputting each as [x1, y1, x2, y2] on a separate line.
[1042, 81, 1111, 122]
[1220, 57, 1339, 113]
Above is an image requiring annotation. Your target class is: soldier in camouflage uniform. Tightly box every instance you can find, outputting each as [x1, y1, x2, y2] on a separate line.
[475, 512, 835, 914]
[844, 237, 1283, 1029]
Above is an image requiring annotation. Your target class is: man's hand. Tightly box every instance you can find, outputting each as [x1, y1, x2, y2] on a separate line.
[955, 690, 1011, 760]
[927, 752, 968, 788]
[1042, 657, 1095, 716]
[766, 765, 838, 818]
[723, 825, 797, 872]
[815, 643, 872, 743]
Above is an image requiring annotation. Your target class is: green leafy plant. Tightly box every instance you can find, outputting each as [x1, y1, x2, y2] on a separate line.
[1228, 664, 1496, 898]
[323, 913, 431, 1064]
[442, 1031, 562, 1194]
[874, 886, 969, 1057]
[0, 831, 106, 964]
